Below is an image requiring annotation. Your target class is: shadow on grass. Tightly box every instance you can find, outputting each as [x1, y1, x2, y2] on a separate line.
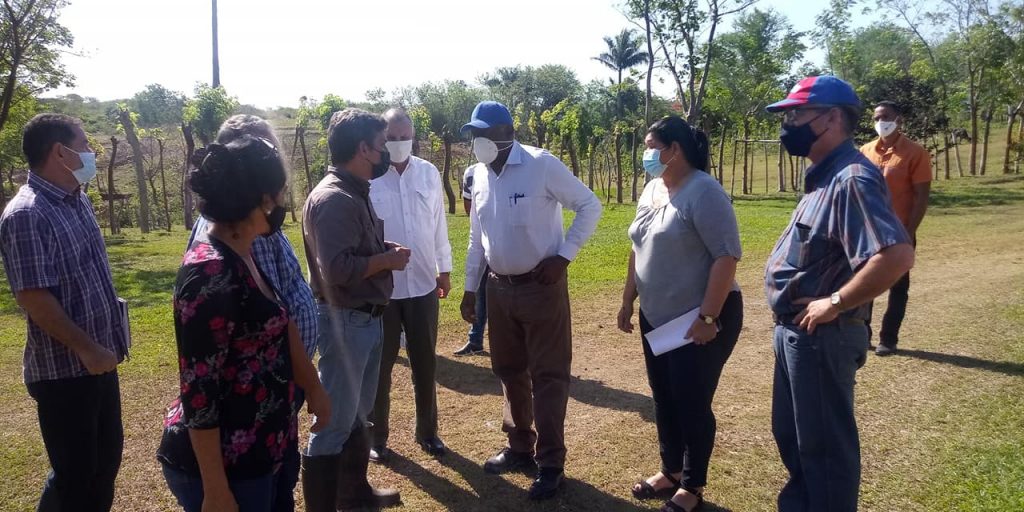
[389, 449, 655, 511]
[929, 176, 1024, 208]
[422, 355, 655, 422]
[894, 349, 1024, 377]
[111, 269, 177, 308]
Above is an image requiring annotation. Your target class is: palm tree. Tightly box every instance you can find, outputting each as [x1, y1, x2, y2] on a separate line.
[212, 0, 220, 87]
[594, 29, 650, 117]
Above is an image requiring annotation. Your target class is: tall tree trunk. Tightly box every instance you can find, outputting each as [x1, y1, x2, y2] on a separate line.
[763, 139, 770, 194]
[777, 142, 785, 192]
[643, 0, 654, 127]
[0, 58, 20, 137]
[566, 135, 580, 178]
[952, 131, 964, 178]
[716, 125, 727, 185]
[441, 138, 456, 214]
[0, 166, 8, 207]
[630, 128, 640, 203]
[118, 109, 150, 233]
[730, 132, 738, 197]
[614, 131, 623, 204]
[181, 123, 196, 229]
[1017, 119, 1024, 174]
[211, 0, 220, 88]
[980, 106, 993, 176]
[943, 133, 951, 180]
[296, 127, 313, 195]
[588, 139, 596, 190]
[107, 137, 119, 234]
[158, 139, 171, 231]
[741, 119, 750, 195]
[1003, 102, 1022, 174]
[968, 66, 979, 175]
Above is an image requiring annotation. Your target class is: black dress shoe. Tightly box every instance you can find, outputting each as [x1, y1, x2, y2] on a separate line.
[418, 437, 447, 456]
[483, 447, 534, 474]
[454, 342, 484, 356]
[528, 467, 564, 501]
[368, 445, 391, 464]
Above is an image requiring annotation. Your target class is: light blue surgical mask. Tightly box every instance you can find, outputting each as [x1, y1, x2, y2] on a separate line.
[642, 148, 673, 177]
[63, 145, 98, 185]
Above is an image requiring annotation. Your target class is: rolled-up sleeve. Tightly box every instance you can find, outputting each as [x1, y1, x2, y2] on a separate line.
[692, 186, 742, 260]
[833, 172, 910, 270]
[545, 156, 601, 261]
[310, 194, 370, 287]
[0, 209, 58, 292]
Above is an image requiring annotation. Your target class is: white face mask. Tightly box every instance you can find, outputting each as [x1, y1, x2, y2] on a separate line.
[62, 145, 98, 185]
[385, 140, 413, 164]
[472, 137, 514, 165]
[875, 121, 898, 139]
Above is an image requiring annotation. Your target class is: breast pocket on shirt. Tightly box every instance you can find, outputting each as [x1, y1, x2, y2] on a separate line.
[787, 222, 831, 269]
[369, 192, 394, 221]
[508, 196, 537, 227]
[415, 187, 436, 217]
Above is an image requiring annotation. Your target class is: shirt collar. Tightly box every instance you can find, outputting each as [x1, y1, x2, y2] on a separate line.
[876, 132, 905, 153]
[506, 141, 523, 166]
[328, 165, 370, 196]
[27, 171, 79, 203]
[804, 139, 858, 192]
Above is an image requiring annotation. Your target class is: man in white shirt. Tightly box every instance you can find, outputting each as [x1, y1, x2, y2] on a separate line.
[454, 165, 487, 356]
[368, 108, 453, 461]
[459, 101, 602, 500]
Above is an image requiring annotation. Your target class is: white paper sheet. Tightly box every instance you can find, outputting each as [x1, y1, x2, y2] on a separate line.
[645, 307, 702, 356]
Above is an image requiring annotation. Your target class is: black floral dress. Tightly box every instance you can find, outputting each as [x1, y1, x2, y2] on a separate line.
[157, 235, 297, 479]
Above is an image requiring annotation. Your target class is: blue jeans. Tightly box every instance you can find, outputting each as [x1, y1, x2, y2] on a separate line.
[467, 271, 488, 346]
[162, 464, 274, 512]
[772, 320, 869, 512]
[307, 304, 383, 456]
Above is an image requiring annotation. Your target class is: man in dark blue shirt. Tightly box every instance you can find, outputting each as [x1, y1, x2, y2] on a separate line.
[764, 77, 915, 512]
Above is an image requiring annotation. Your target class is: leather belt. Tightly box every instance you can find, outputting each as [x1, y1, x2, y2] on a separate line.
[352, 303, 386, 317]
[488, 270, 535, 286]
[773, 314, 866, 327]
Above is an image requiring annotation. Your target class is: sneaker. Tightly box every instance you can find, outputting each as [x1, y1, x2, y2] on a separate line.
[454, 341, 484, 356]
[875, 343, 898, 356]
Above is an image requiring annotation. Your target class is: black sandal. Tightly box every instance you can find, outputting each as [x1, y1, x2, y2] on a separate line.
[631, 472, 681, 500]
[659, 486, 704, 512]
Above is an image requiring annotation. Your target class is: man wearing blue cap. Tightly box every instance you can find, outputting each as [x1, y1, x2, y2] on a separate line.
[459, 101, 601, 500]
[764, 76, 916, 511]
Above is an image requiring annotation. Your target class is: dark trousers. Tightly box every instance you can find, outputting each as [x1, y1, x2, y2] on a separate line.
[639, 291, 742, 488]
[271, 389, 303, 512]
[163, 464, 274, 512]
[371, 292, 440, 445]
[26, 371, 123, 512]
[772, 320, 869, 512]
[487, 273, 572, 469]
[467, 270, 488, 346]
[879, 272, 911, 347]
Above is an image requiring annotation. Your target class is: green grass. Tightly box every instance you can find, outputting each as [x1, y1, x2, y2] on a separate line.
[0, 175, 1022, 511]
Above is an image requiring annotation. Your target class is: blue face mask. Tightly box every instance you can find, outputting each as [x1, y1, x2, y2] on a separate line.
[642, 148, 673, 177]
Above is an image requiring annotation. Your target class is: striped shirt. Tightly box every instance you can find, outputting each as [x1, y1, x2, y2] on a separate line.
[189, 217, 318, 358]
[0, 172, 129, 383]
[765, 141, 909, 321]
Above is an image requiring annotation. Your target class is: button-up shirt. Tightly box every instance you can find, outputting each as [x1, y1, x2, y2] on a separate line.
[303, 166, 392, 309]
[188, 217, 318, 358]
[765, 140, 910, 321]
[860, 134, 932, 227]
[0, 172, 129, 383]
[464, 142, 602, 290]
[369, 156, 453, 300]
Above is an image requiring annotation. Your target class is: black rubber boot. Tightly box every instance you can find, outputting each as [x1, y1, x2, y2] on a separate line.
[301, 453, 343, 512]
[336, 422, 401, 510]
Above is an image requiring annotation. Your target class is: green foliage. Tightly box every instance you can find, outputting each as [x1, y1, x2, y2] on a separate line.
[415, 80, 485, 142]
[0, 0, 75, 102]
[0, 86, 39, 169]
[181, 84, 239, 145]
[129, 84, 185, 128]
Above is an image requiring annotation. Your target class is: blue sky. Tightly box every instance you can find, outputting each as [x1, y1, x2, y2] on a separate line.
[52, 0, 883, 108]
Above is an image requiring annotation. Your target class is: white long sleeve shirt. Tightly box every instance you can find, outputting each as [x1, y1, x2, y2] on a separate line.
[464, 142, 602, 291]
[369, 156, 453, 300]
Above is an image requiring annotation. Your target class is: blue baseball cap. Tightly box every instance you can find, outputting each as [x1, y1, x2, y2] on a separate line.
[461, 101, 514, 134]
[765, 76, 860, 113]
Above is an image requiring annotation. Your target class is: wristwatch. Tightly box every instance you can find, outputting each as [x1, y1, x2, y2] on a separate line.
[698, 313, 717, 325]
[830, 292, 843, 310]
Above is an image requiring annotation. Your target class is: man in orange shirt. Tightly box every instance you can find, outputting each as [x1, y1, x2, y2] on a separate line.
[860, 101, 931, 356]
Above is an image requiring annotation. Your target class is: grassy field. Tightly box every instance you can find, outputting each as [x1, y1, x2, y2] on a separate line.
[0, 174, 1022, 511]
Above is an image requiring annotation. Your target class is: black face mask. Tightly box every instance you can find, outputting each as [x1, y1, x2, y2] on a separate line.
[780, 111, 830, 157]
[264, 203, 286, 236]
[371, 149, 391, 179]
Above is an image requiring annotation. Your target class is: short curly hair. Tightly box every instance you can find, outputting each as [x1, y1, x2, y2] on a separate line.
[189, 135, 286, 223]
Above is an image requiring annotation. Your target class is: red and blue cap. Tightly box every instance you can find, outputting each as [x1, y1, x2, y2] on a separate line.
[765, 75, 860, 113]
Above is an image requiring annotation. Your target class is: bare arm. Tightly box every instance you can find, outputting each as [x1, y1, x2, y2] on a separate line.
[463, 199, 471, 216]
[617, 251, 639, 333]
[188, 428, 237, 511]
[15, 289, 117, 374]
[699, 256, 738, 318]
[906, 182, 930, 238]
[287, 321, 330, 432]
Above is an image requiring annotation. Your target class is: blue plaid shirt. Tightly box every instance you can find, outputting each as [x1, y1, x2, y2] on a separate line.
[0, 172, 129, 383]
[765, 140, 910, 321]
[189, 217, 318, 357]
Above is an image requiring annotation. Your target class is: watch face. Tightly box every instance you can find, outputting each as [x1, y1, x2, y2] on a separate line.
[831, 293, 841, 305]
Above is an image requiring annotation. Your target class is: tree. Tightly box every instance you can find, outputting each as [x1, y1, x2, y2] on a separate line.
[813, 0, 857, 80]
[211, 0, 220, 87]
[116, 106, 150, 233]
[416, 80, 484, 213]
[0, 0, 74, 135]
[130, 84, 185, 128]
[182, 83, 238, 146]
[594, 28, 649, 119]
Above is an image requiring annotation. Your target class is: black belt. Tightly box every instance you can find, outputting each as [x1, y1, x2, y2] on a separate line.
[488, 270, 535, 286]
[774, 314, 866, 327]
[352, 303, 387, 317]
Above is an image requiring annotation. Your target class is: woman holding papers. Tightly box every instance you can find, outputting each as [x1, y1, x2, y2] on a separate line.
[617, 115, 743, 512]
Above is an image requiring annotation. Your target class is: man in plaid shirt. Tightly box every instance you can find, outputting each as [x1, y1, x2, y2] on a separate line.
[764, 77, 916, 512]
[0, 114, 129, 511]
